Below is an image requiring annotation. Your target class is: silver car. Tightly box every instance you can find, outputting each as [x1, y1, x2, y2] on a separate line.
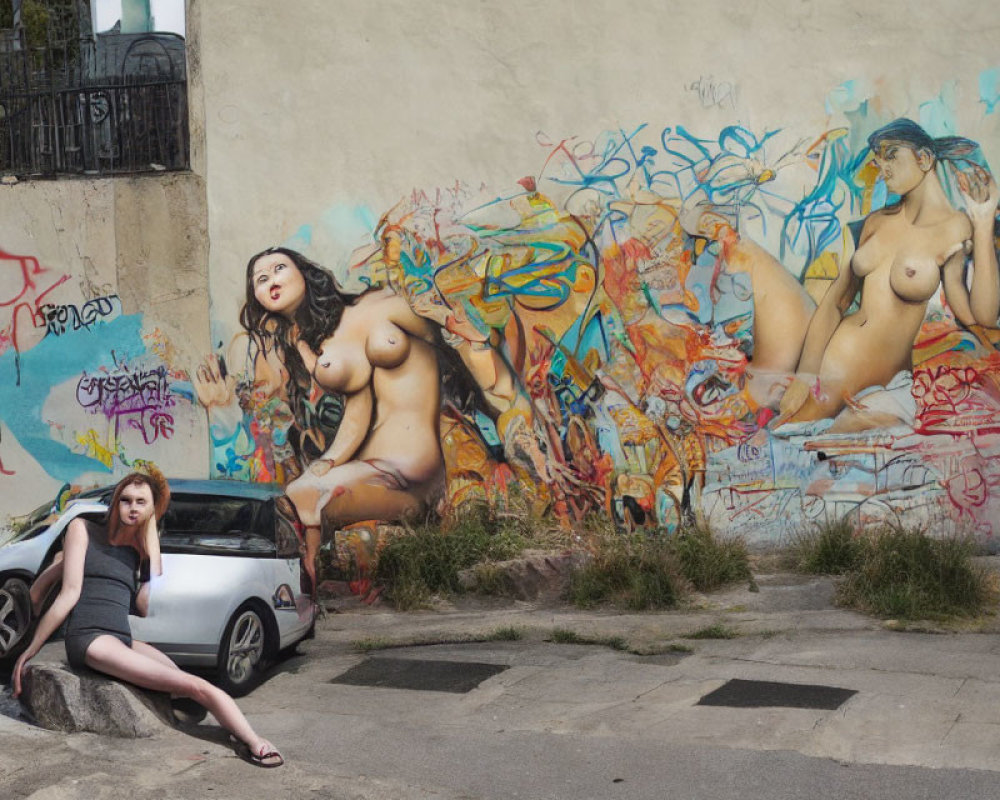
[0, 480, 315, 695]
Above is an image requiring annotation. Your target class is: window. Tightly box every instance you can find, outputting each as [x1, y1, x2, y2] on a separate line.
[160, 495, 277, 557]
[274, 514, 300, 560]
[0, 0, 188, 177]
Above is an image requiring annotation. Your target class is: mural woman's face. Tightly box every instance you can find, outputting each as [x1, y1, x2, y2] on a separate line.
[252, 252, 307, 317]
[873, 141, 931, 196]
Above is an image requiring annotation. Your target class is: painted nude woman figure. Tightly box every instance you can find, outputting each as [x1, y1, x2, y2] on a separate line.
[196, 248, 445, 591]
[688, 118, 999, 431]
[283, 281, 445, 577]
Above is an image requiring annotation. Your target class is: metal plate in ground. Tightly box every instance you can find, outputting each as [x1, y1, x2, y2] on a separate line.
[331, 658, 509, 694]
[697, 678, 856, 710]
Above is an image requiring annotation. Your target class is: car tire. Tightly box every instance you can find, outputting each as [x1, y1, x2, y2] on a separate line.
[216, 601, 274, 697]
[0, 577, 32, 666]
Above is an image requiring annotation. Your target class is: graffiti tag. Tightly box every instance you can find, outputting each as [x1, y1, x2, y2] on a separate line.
[76, 362, 175, 444]
[686, 75, 740, 110]
[1, 249, 71, 379]
[40, 295, 121, 337]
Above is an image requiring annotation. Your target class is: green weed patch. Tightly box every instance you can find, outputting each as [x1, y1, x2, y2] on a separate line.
[789, 518, 861, 575]
[837, 526, 993, 620]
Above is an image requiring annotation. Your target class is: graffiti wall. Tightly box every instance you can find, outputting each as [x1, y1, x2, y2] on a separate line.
[0, 176, 210, 524]
[202, 73, 1000, 550]
[3, 1, 998, 557]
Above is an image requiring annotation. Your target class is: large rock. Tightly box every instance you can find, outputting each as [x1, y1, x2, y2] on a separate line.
[459, 551, 590, 601]
[19, 663, 175, 738]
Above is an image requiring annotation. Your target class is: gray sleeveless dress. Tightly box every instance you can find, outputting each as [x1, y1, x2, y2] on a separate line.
[63, 519, 139, 669]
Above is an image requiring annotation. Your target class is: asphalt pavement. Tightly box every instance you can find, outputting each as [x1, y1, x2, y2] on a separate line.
[3, 567, 1000, 798]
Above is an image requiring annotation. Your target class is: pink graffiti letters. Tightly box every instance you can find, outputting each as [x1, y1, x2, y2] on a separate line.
[0, 248, 71, 358]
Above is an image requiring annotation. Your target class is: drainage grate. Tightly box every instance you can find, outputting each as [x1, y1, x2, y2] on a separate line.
[697, 678, 856, 710]
[330, 658, 509, 694]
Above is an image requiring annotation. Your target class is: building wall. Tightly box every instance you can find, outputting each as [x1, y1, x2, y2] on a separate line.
[193, 0, 1000, 546]
[4, 1, 1000, 549]
[0, 172, 210, 520]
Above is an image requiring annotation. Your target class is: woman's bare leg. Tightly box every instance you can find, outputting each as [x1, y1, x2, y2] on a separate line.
[287, 461, 423, 528]
[131, 639, 182, 671]
[682, 201, 817, 378]
[303, 525, 321, 601]
[725, 237, 817, 375]
[85, 636, 277, 759]
[287, 460, 428, 589]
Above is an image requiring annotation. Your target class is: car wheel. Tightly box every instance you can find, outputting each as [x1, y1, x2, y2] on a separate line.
[216, 602, 273, 696]
[0, 577, 32, 662]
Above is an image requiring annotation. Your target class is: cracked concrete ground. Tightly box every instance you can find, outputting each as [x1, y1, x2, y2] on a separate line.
[3, 569, 1000, 799]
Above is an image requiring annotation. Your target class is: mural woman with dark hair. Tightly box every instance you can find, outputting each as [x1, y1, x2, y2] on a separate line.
[236, 247, 357, 468]
[196, 246, 484, 593]
[687, 118, 1000, 432]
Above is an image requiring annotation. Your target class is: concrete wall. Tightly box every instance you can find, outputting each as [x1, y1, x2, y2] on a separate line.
[192, 0, 1000, 546]
[0, 172, 210, 519]
[198, 0, 1000, 291]
[3, 0, 1000, 549]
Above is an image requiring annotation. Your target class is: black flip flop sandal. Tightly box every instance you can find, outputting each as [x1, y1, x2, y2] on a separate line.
[232, 737, 285, 768]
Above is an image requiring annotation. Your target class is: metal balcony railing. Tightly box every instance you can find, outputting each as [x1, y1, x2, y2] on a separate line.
[1, 12, 188, 178]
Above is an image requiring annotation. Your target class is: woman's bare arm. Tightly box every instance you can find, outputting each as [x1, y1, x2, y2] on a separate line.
[195, 333, 288, 417]
[12, 520, 88, 695]
[796, 231, 862, 376]
[134, 519, 161, 615]
[310, 385, 374, 474]
[774, 229, 861, 424]
[941, 245, 977, 327]
[133, 582, 152, 617]
[382, 291, 437, 343]
[958, 169, 1000, 327]
[143, 515, 162, 578]
[194, 353, 237, 410]
[29, 553, 64, 613]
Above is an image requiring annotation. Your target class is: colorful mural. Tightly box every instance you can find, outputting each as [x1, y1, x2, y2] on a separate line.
[4, 77, 999, 578]
[202, 90, 1000, 580]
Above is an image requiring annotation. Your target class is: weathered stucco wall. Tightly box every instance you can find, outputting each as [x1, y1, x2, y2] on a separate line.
[4, 1, 1000, 553]
[189, 0, 1000, 550]
[0, 173, 210, 519]
[198, 0, 1000, 296]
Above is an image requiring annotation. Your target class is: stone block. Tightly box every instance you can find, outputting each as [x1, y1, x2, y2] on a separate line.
[19, 663, 175, 738]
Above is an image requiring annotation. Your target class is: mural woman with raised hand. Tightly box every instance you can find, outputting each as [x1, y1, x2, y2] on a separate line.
[194, 248, 349, 486]
[196, 247, 452, 595]
[686, 118, 1000, 432]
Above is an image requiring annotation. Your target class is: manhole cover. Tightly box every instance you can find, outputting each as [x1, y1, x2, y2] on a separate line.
[331, 658, 509, 694]
[697, 678, 856, 709]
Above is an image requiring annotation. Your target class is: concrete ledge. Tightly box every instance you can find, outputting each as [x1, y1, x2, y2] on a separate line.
[20, 662, 175, 738]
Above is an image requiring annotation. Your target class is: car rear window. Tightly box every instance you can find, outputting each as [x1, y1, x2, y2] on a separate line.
[160, 494, 275, 557]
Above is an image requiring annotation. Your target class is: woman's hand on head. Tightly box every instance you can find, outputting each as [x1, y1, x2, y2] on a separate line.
[958, 166, 999, 229]
[193, 354, 236, 409]
[406, 289, 451, 328]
